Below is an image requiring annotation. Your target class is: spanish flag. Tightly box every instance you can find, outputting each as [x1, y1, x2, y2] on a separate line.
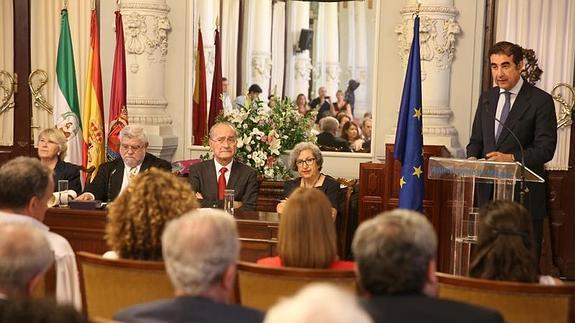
[82, 9, 104, 181]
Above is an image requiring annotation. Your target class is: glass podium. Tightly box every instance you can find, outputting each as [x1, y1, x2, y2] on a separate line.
[428, 157, 543, 275]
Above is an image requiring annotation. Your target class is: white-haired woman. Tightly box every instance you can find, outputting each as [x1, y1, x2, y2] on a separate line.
[37, 128, 82, 194]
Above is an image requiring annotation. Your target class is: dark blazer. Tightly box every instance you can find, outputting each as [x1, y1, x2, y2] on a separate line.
[316, 132, 352, 152]
[362, 294, 504, 323]
[114, 296, 264, 323]
[53, 159, 82, 194]
[283, 174, 340, 209]
[466, 80, 557, 220]
[83, 153, 171, 201]
[188, 159, 259, 210]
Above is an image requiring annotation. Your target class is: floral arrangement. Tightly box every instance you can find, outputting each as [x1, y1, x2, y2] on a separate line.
[203, 96, 316, 180]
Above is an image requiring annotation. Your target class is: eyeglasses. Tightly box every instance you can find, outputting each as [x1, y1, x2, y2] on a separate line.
[295, 158, 316, 167]
[210, 136, 237, 144]
[120, 144, 144, 151]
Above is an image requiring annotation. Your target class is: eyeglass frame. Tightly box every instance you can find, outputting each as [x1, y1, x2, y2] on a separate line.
[210, 136, 238, 145]
[295, 157, 316, 167]
[120, 144, 145, 151]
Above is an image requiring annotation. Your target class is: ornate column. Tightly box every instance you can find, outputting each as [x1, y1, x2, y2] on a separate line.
[285, 1, 312, 98]
[313, 3, 340, 97]
[121, 0, 177, 160]
[351, 1, 369, 119]
[395, 0, 463, 156]
[242, 1, 272, 100]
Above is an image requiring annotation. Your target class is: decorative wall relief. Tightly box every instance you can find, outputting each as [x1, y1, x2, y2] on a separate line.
[251, 51, 272, 81]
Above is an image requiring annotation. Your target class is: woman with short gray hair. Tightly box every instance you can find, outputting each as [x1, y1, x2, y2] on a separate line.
[277, 142, 339, 213]
[37, 128, 82, 194]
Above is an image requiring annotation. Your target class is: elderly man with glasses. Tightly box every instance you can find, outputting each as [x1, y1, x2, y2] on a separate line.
[77, 125, 171, 202]
[188, 122, 259, 210]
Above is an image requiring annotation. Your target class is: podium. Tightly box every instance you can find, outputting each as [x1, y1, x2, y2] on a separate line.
[428, 157, 543, 275]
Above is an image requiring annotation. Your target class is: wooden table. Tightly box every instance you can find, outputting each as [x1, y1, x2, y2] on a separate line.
[44, 207, 279, 262]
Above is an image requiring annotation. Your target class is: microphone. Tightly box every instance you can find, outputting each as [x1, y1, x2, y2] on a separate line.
[493, 116, 528, 205]
[107, 168, 117, 203]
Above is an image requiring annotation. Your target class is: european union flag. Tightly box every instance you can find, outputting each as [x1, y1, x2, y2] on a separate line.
[394, 16, 423, 212]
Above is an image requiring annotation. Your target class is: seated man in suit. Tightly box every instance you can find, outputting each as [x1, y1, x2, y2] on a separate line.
[189, 122, 259, 210]
[0, 223, 54, 301]
[0, 157, 81, 309]
[114, 208, 264, 323]
[77, 125, 171, 202]
[316, 116, 352, 152]
[353, 209, 504, 323]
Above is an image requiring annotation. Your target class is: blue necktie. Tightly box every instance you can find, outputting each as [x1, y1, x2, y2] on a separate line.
[496, 91, 511, 141]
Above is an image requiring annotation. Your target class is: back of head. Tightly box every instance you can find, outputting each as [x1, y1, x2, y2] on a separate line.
[264, 283, 372, 323]
[248, 84, 263, 94]
[469, 200, 538, 283]
[352, 209, 437, 295]
[106, 168, 199, 260]
[278, 188, 337, 268]
[0, 157, 51, 211]
[0, 223, 54, 298]
[162, 208, 239, 295]
[320, 116, 338, 134]
[0, 298, 87, 323]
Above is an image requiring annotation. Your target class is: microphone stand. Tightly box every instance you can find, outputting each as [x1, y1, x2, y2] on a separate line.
[495, 117, 528, 205]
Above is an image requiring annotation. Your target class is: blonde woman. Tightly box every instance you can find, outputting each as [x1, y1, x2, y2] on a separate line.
[37, 128, 82, 194]
[258, 187, 353, 269]
[104, 168, 199, 260]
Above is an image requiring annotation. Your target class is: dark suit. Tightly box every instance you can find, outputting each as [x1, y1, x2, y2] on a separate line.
[316, 132, 352, 152]
[467, 80, 557, 256]
[53, 159, 82, 194]
[188, 160, 259, 210]
[362, 294, 504, 323]
[83, 153, 171, 201]
[114, 296, 264, 323]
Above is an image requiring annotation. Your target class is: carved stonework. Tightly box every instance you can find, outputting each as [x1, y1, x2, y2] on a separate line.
[395, 6, 460, 71]
[204, 45, 215, 76]
[122, 5, 171, 73]
[294, 56, 312, 81]
[251, 51, 272, 80]
[325, 63, 340, 83]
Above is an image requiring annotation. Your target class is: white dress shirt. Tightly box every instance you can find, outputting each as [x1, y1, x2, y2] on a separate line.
[0, 211, 82, 310]
[120, 163, 141, 193]
[494, 77, 523, 132]
[214, 159, 233, 184]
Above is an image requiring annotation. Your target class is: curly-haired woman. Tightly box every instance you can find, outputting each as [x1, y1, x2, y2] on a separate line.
[104, 168, 199, 260]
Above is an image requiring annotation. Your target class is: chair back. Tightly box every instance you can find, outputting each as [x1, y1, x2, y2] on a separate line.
[437, 272, 575, 323]
[235, 261, 357, 311]
[76, 251, 173, 319]
[336, 177, 358, 260]
[32, 264, 56, 299]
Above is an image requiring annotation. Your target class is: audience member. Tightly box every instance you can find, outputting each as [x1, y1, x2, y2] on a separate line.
[310, 86, 332, 124]
[341, 121, 365, 152]
[335, 112, 351, 137]
[344, 79, 360, 115]
[236, 84, 263, 108]
[361, 118, 373, 153]
[0, 223, 53, 300]
[333, 90, 353, 120]
[316, 117, 351, 152]
[0, 298, 87, 323]
[353, 209, 504, 323]
[295, 93, 309, 115]
[37, 128, 82, 194]
[261, 188, 352, 269]
[114, 208, 264, 323]
[188, 122, 259, 210]
[222, 77, 234, 114]
[264, 283, 372, 323]
[104, 168, 199, 260]
[0, 157, 81, 309]
[469, 200, 562, 285]
[281, 142, 339, 210]
[77, 125, 171, 202]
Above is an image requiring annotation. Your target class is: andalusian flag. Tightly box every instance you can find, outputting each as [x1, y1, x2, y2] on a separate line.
[82, 9, 104, 181]
[394, 15, 424, 212]
[54, 9, 83, 165]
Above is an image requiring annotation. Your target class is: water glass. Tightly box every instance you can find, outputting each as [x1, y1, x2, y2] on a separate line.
[58, 180, 69, 207]
[224, 189, 235, 216]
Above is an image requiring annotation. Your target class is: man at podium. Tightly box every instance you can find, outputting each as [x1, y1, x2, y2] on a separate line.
[467, 41, 557, 261]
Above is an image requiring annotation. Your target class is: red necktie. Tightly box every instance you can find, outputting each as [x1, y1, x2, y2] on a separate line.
[218, 167, 228, 200]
